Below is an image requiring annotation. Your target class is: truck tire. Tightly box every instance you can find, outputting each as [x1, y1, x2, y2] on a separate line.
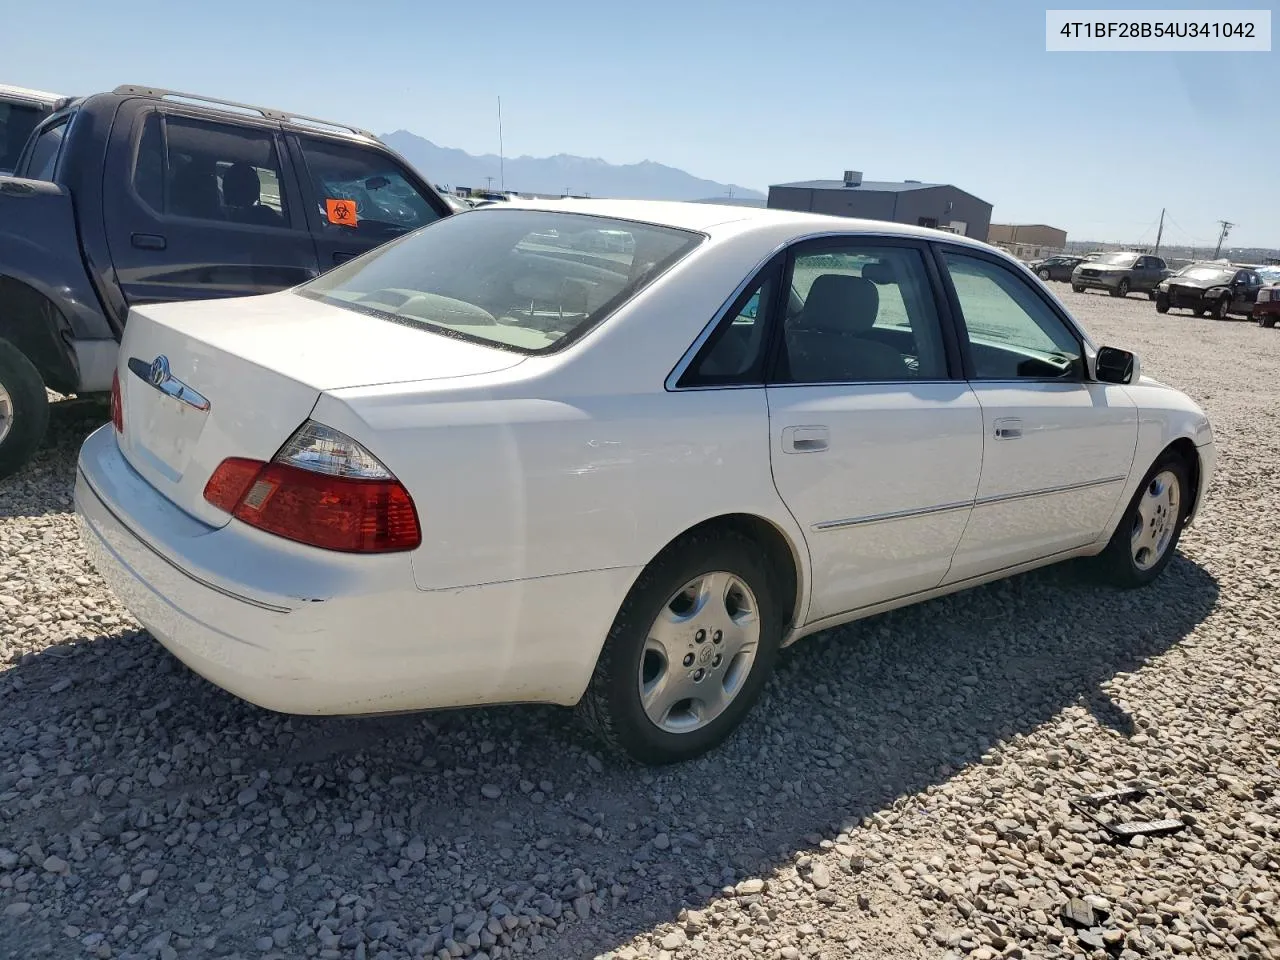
[0, 339, 51, 481]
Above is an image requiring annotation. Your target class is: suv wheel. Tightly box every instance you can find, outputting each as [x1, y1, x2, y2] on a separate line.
[1112, 279, 1130, 298]
[1072, 283, 1085, 293]
[1038, 267, 1051, 281]
[1260, 314, 1277, 329]
[0, 339, 51, 482]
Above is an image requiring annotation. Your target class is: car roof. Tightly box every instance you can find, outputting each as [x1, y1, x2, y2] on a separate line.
[477, 197, 999, 249]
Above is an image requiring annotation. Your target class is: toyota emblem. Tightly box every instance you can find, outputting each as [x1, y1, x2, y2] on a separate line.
[148, 355, 170, 387]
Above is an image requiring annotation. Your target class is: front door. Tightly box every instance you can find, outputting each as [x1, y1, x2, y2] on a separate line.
[103, 108, 320, 307]
[287, 135, 449, 270]
[764, 238, 984, 621]
[936, 247, 1138, 582]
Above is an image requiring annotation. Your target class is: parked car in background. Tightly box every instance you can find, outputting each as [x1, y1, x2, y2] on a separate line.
[1032, 254, 1086, 282]
[1156, 263, 1265, 320]
[0, 83, 70, 175]
[1072, 252, 1170, 297]
[75, 199, 1215, 765]
[1254, 267, 1280, 328]
[441, 193, 475, 213]
[0, 84, 452, 479]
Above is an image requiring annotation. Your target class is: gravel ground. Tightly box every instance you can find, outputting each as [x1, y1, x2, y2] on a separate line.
[2, 288, 1278, 960]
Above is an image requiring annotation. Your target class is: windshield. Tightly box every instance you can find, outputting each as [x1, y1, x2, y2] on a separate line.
[1177, 266, 1235, 283]
[299, 208, 704, 353]
[1093, 252, 1139, 266]
[0, 101, 46, 173]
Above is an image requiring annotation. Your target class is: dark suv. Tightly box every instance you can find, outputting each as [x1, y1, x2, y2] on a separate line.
[1071, 252, 1170, 298]
[0, 85, 452, 478]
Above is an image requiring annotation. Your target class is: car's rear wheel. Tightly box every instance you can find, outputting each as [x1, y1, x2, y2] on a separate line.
[1038, 268, 1051, 281]
[1089, 452, 1190, 589]
[1112, 279, 1130, 298]
[0, 339, 50, 482]
[576, 530, 784, 764]
[1156, 294, 1170, 314]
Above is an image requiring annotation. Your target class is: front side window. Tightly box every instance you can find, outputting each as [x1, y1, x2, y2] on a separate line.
[152, 115, 289, 226]
[299, 208, 703, 354]
[942, 251, 1083, 380]
[298, 138, 442, 241]
[24, 117, 67, 181]
[776, 244, 949, 384]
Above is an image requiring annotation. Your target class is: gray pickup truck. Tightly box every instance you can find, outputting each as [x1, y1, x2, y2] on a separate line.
[0, 84, 452, 479]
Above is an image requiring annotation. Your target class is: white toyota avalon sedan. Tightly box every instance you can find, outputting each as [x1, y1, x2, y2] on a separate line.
[75, 200, 1216, 764]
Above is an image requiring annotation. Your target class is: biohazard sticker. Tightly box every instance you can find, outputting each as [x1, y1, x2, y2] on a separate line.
[325, 198, 358, 227]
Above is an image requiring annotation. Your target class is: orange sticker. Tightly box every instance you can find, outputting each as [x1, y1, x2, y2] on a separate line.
[325, 198, 358, 227]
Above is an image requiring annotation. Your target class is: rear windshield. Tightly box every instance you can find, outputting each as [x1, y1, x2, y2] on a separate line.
[0, 102, 46, 173]
[298, 208, 703, 353]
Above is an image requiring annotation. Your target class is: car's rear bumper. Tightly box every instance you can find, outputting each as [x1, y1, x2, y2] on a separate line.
[75, 424, 638, 715]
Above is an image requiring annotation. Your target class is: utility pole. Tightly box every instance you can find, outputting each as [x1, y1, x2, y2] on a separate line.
[1154, 208, 1165, 257]
[485, 176, 494, 192]
[498, 96, 505, 194]
[1212, 220, 1233, 259]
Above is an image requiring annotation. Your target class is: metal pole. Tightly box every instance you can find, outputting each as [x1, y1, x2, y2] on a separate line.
[498, 96, 504, 194]
[1154, 208, 1164, 256]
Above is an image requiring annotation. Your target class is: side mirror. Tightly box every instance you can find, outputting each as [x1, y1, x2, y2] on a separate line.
[1096, 346, 1139, 384]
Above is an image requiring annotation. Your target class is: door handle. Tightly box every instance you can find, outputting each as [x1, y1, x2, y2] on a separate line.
[782, 425, 829, 453]
[131, 233, 167, 250]
[993, 418, 1023, 440]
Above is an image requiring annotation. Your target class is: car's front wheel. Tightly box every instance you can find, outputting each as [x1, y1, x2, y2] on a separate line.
[1112, 279, 1130, 298]
[1038, 268, 1051, 281]
[577, 530, 784, 764]
[1156, 294, 1170, 314]
[1072, 283, 1085, 293]
[1260, 314, 1277, 329]
[1089, 452, 1191, 588]
[1212, 296, 1230, 320]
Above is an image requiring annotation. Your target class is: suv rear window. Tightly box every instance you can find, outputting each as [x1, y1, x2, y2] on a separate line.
[298, 208, 703, 353]
[0, 101, 47, 173]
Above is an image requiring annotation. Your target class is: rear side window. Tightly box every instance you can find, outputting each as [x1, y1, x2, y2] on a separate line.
[297, 137, 442, 241]
[298, 208, 702, 354]
[24, 117, 67, 181]
[134, 114, 290, 227]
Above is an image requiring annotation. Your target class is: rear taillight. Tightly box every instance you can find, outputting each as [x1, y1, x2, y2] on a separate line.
[202, 421, 421, 553]
[109, 370, 123, 433]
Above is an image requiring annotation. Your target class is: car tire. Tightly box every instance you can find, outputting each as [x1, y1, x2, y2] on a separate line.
[1260, 315, 1277, 328]
[1072, 283, 1085, 293]
[1212, 297, 1230, 321]
[1038, 268, 1051, 281]
[0, 338, 51, 483]
[1112, 279, 1130, 298]
[576, 529, 784, 765]
[1088, 451, 1191, 590]
[1155, 294, 1170, 314]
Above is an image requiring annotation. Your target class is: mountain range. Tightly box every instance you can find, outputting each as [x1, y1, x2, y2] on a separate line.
[381, 131, 764, 203]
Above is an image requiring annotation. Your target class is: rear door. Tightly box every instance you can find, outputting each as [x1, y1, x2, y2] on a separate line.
[103, 106, 321, 307]
[287, 134, 449, 269]
[762, 237, 984, 621]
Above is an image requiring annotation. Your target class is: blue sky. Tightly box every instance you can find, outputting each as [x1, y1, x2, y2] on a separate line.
[11, 0, 1277, 247]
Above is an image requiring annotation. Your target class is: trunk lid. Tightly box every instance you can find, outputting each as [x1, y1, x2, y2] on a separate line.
[116, 290, 525, 527]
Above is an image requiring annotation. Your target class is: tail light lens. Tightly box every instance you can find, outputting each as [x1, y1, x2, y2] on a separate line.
[202, 421, 421, 553]
[109, 370, 123, 433]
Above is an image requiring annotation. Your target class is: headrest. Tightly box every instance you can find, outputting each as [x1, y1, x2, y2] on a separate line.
[861, 260, 896, 285]
[222, 162, 261, 207]
[799, 274, 879, 333]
